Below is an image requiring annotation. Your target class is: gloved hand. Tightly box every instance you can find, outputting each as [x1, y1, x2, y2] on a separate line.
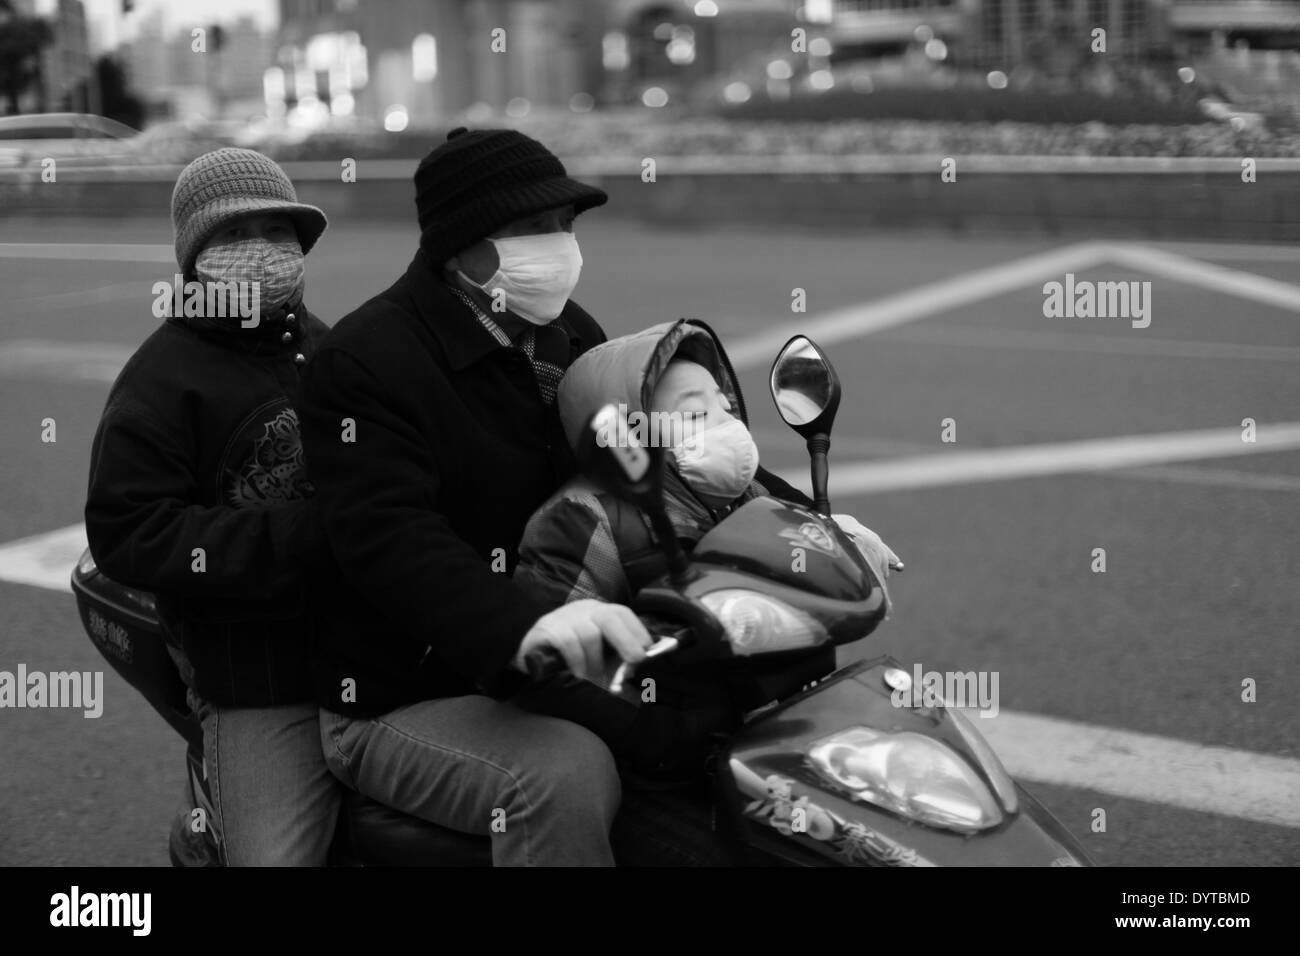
[831, 514, 902, 610]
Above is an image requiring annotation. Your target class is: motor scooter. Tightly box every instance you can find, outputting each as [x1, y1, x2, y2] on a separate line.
[72, 333, 1092, 866]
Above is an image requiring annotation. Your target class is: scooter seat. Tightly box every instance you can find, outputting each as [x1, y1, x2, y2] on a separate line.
[337, 790, 492, 867]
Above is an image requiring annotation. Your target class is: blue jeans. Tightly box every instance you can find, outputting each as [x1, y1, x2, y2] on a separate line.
[189, 690, 343, 866]
[319, 696, 622, 866]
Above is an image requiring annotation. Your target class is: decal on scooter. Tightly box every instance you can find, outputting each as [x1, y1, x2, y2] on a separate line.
[87, 608, 133, 663]
[777, 521, 839, 558]
[740, 771, 933, 867]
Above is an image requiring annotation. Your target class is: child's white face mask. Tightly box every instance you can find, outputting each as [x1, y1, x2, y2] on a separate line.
[673, 418, 759, 501]
[458, 232, 583, 325]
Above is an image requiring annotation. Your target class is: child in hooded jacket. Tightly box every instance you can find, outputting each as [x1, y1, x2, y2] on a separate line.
[512, 319, 899, 778]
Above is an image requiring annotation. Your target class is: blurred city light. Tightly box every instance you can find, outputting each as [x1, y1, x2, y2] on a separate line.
[808, 37, 833, 58]
[412, 34, 437, 82]
[987, 70, 1009, 90]
[642, 86, 669, 107]
[1177, 66, 1196, 84]
[653, 22, 674, 41]
[914, 25, 934, 43]
[330, 92, 355, 116]
[925, 38, 948, 61]
[383, 105, 408, 131]
[767, 59, 793, 80]
[723, 81, 752, 103]
[809, 69, 834, 91]
[602, 31, 629, 71]
[667, 25, 695, 65]
[506, 96, 531, 117]
[262, 67, 286, 120]
[569, 92, 594, 112]
[693, 0, 719, 16]
[803, 0, 833, 24]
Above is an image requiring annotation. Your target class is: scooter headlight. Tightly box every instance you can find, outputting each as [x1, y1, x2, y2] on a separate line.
[808, 727, 1004, 833]
[700, 589, 827, 655]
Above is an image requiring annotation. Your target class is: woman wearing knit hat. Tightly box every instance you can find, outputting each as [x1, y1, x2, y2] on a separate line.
[85, 148, 342, 865]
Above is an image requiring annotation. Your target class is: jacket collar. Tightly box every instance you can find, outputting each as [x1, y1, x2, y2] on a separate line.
[404, 247, 583, 372]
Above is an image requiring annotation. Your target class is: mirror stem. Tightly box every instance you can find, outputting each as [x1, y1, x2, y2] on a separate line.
[807, 433, 831, 514]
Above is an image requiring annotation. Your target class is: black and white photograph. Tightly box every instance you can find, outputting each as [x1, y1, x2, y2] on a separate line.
[0, 0, 1295, 928]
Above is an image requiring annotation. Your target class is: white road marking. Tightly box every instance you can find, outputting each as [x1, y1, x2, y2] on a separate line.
[1114, 243, 1300, 314]
[877, 323, 1300, 362]
[0, 243, 173, 262]
[956, 707, 1300, 830]
[0, 524, 87, 593]
[775, 423, 1300, 495]
[726, 241, 1113, 368]
[1115, 464, 1300, 494]
[10, 280, 153, 310]
[727, 241, 1300, 370]
[0, 340, 132, 384]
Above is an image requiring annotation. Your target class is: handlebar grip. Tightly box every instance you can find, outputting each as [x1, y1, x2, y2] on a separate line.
[523, 646, 567, 682]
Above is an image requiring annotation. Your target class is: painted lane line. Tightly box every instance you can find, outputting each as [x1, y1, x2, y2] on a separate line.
[1114, 244, 1300, 314]
[957, 707, 1300, 830]
[1115, 464, 1300, 494]
[0, 340, 133, 385]
[0, 243, 173, 263]
[0, 524, 87, 593]
[726, 241, 1112, 369]
[727, 241, 1300, 372]
[774, 423, 1300, 495]
[876, 323, 1300, 362]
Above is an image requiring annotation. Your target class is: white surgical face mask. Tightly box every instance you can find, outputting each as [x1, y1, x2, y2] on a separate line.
[195, 237, 305, 316]
[673, 418, 759, 501]
[458, 231, 582, 325]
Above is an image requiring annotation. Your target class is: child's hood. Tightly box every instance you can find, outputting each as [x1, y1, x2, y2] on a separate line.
[556, 319, 748, 453]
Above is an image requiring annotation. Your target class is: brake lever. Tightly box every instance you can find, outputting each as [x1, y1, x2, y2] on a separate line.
[609, 632, 686, 695]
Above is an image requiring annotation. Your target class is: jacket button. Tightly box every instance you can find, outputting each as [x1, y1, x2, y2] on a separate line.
[281, 331, 294, 344]
[286, 313, 296, 324]
[293, 352, 306, 365]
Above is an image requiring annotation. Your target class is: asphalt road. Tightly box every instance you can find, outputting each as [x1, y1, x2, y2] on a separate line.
[1, 212, 1297, 866]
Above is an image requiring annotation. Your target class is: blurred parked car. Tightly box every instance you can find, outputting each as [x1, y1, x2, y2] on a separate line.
[0, 112, 139, 168]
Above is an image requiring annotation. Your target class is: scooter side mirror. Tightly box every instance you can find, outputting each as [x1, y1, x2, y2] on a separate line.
[770, 335, 841, 514]
[578, 403, 691, 582]
[770, 335, 841, 438]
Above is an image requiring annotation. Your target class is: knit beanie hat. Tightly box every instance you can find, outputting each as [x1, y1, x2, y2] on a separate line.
[171, 148, 328, 276]
[414, 127, 607, 269]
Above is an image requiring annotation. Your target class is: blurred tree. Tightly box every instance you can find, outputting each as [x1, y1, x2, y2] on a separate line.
[0, 0, 54, 114]
[79, 55, 144, 128]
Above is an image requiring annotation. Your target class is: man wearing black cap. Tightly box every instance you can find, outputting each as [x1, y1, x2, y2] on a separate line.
[297, 128, 650, 865]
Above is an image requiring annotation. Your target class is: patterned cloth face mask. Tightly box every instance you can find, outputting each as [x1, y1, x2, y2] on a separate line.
[195, 237, 305, 320]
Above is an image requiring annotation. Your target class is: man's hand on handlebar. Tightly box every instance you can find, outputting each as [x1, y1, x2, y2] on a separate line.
[512, 599, 652, 682]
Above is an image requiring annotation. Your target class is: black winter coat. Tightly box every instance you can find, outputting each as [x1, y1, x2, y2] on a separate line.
[85, 298, 332, 707]
[297, 250, 606, 716]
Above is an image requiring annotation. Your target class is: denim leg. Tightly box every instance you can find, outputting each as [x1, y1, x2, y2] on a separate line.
[319, 696, 621, 866]
[192, 695, 342, 866]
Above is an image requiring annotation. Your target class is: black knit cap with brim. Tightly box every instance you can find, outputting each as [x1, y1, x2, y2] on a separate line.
[414, 126, 608, 269]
